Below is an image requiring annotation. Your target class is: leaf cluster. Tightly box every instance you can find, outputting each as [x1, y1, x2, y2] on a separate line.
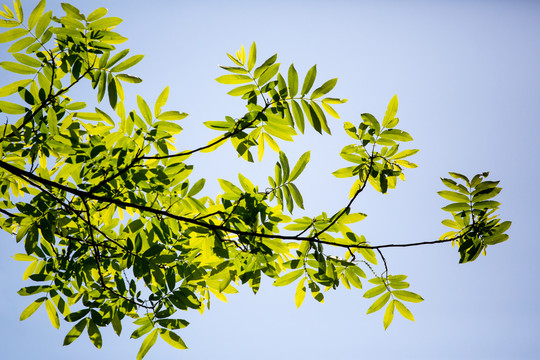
[0, 1, 511, 358]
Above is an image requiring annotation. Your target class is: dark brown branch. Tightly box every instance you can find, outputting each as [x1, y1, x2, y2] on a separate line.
[0, 159, 465, 251]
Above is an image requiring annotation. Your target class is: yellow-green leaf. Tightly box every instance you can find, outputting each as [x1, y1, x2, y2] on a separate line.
[366, 292, 390, 314]
[137, 95, 152, 124]
[247, 41, 256, 71]
[27, 0, 46, 30]
[137, 329, 158, 360]
[154, 86, 169, 116]
[157, 111, 188, 121]
[383, 300, 395, 330]
[0, 100, 27, 114]
[63, 318, 87, 346]
[0, 61, 36, 74]
[382, 94, 398, 127]
[394, 300, 415, 321]
[45, 299, 60, 329]
[0, 79, 31, 97]
[87, 319, 102, 349]
[215, 74, 252, 85]
[294, 277, 306, 308]
[19, 297, 45, 320]
[110, 54, 144, 72]
[392, 290, 424, 303]
[159, 329, 188, 349]
[273, 269, 304, 287]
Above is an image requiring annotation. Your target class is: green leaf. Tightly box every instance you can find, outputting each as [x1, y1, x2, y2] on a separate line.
[0, 61, 37, 74]
[137, 95, 153, 124]
[391, 148, 419, 160]
[472, 187, 501, 202]
[363, 284, 386, 299]
[110, 54, 144, 72]
[159, 329, 188, 350]
[0, 100, 27, 114]
[34, 10, 52, 38]
[27, 0, 45, 30]
[366, 292, 391, 314]
[441, 202, 470, 212]
[88, 17, 123, 31]
[288, 64, 298, 97]
[253, 53, 277, 78]
[187, 178, 205, 197]
[227, 84, 257, 96]
[116, 73, 143, 83]
[263, 132, 279, 152]
[379, 129, 413, 142]
[19, 297, 46, 320]
[344, 268, 363, 289]
[289, 151, 310, 181]
[392, 290, 424, 303]
[215, 74, 252, 84]
[137, 329, 158, 360]
[472, 200, 500, 210]
[484, 234, 509, 245]
[301, 65, 317, 95]
[63, 318, 87, 346]
[45, 299, 60, 329]
[294, 277, 306, 308]
[12, 53, 41, 67]
[273, 269, 304, 287]
[382, 94, 398, 127]
[301, 99, 321, 133]
[311, 78, 337, 99]
[279, 151, 290, 181]
[14, 0, 23, 23]
[8, 36, 35, 52]
[0, 19, 19, 28]
[87, 319, 103, 349]
[383, 300, 395, 330]
[290, 100, 304, 134]
[157, 111, 188, 121]
[311, 100, 331, 134]
[0, 79, 31, 97]
[361, 113, 380, 135]
[321, 101, 340, 119]
[394, 300, 415, 321]
[449, 172, 470, 185]
[288, 183, 304, 209]
[342, 213, 367, 224]
[247, 41, 256, 71]
[332, 166, 359, 178]
[154, 121, 183, 134]
[87, 7, 108, 22]
[112, 311, 122, 336]
[153, 86, 169, 116]
[61, 3, 84, 20]
[257, 63, 280, 86]
[437, 190, 470, 203]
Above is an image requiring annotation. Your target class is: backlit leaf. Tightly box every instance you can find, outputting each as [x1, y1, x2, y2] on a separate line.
[137, 329, 158, 360]
[394, 300, 415, 321]
[45, 299, 60, 329]
[301, 65, 317, 95]
[110, 54, 144, 72]
[383, 300, 395, 329]
[366, 292, 391, 314]
[19, 297, 46, 321]
[392, 290, 424, 303]
[159, 329, 187, 350]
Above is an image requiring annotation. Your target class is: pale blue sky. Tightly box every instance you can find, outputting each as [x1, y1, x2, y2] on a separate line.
[1, 0, 539, 359]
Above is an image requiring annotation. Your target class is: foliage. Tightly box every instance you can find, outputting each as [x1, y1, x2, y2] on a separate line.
[0, 1, 511, 358]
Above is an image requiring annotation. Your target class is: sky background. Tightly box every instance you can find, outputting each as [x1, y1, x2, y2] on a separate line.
[1, 0, 539, 359]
